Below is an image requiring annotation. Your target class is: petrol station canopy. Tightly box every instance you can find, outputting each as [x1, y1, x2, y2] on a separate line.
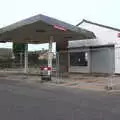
[0, 14, 95, 43]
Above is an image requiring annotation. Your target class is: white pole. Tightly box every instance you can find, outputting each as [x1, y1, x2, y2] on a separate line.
[24, 44, 28, 73]
[48, 36, 53, 76]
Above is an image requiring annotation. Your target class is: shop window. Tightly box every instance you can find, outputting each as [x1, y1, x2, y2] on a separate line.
[70, 52, 88, 66]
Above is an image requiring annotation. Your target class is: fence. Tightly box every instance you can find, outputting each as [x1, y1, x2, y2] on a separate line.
[0, 50, 60, 81]
[1, 47, 120, 89]
[28, 51, 56, 74]
[27, 51, 69, 83]
[0, 51, 24, 73]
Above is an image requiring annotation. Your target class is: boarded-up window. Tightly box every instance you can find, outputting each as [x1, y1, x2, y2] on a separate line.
[70, 52, 88, 66]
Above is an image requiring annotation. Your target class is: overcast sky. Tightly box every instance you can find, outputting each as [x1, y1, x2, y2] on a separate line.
[0, 0, 119, 50]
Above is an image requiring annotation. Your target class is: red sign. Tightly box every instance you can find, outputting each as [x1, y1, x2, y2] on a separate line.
[54, 25, 67, 31]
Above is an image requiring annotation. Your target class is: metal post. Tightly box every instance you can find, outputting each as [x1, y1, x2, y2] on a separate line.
[24, 44, 28, 73]
[108, 48, 114, 90]
[48, 36, 53, 76]
[48, 36, 53, 67]
[56, 52, 60, 83]
[20, 52, 23, 67]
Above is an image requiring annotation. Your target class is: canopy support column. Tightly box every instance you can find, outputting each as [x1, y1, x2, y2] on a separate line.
[24, 44, 28, 73]
[48, 36, 53, 76]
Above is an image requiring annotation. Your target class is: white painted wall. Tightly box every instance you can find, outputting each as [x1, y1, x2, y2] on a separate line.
[68, 22, 120, 73]
[115, 45, 120, 73]
[69, 22, 120, 48]
[69, 66, 89, 73]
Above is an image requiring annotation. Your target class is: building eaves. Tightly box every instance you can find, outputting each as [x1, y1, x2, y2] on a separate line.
[76, 19, 120, 32]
